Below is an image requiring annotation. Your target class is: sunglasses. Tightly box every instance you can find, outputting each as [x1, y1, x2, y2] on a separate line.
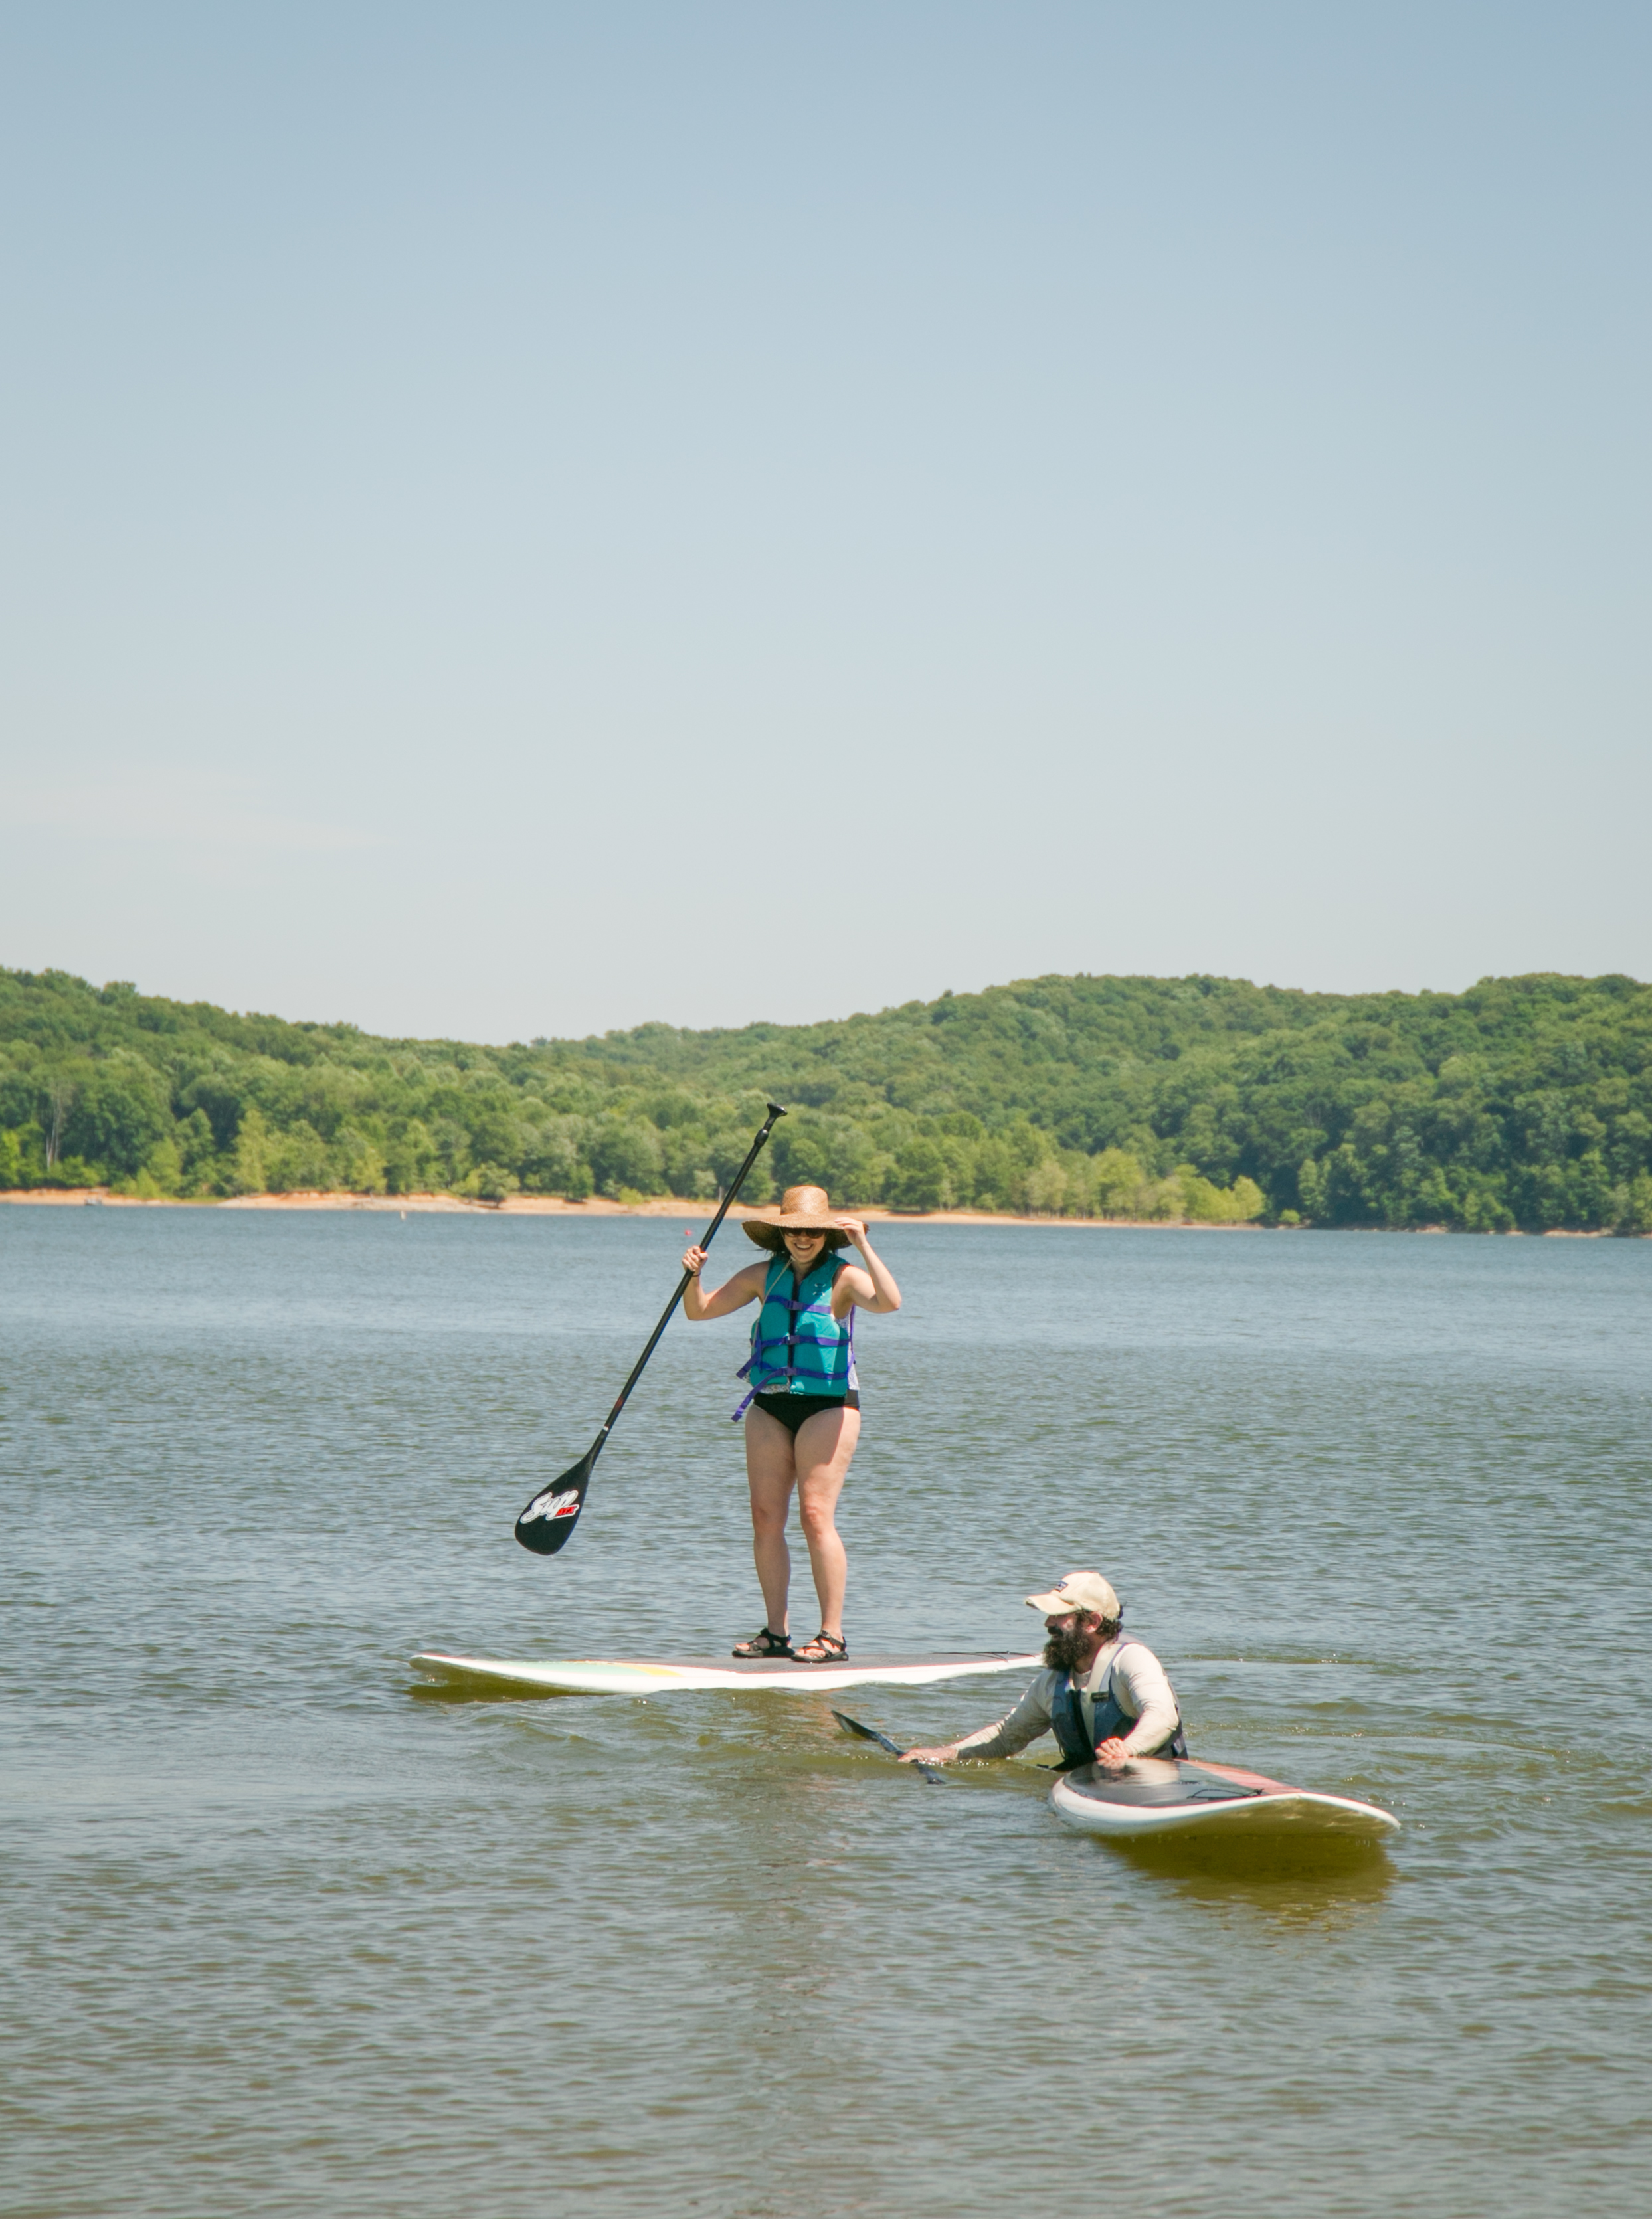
[782, 1225, 826, 1239]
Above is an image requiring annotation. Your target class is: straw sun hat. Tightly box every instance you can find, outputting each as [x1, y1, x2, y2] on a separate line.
[742, 1184, 850, 1253]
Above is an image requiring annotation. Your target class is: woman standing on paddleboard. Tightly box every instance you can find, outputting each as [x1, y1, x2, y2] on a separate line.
[682, 1184, 901, 1662]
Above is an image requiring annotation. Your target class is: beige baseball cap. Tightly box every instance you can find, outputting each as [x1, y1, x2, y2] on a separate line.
[1026, 1571, 1121, 1620]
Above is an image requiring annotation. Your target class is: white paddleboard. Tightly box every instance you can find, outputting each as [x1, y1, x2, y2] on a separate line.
[1050, 1756, 1398, 1841]
[410, 1649, 1042, 1698]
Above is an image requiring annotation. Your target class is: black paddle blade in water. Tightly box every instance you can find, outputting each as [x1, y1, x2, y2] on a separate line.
[831, 1708, 950, 1785]
[513, 1449, 597, 1556]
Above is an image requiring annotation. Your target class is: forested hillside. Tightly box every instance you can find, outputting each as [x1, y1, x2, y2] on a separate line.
[3, 966, 1649, 1232]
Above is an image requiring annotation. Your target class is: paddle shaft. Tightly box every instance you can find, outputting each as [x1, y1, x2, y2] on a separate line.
[831, 1708, 950, 1785]
[581, 1101, 787, 1463]
[514, 1101, 785, 1553]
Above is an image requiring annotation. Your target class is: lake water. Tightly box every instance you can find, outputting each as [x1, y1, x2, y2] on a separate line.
[3, 1208, 1649, 2218]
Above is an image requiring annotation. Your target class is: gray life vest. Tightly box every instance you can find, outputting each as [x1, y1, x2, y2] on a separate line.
[1048, 1639, 1188, 1768]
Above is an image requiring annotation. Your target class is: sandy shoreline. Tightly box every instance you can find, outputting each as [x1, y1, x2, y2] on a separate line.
[0, 1185, 1253, 1229]
[0, 1186, 1633, 1233]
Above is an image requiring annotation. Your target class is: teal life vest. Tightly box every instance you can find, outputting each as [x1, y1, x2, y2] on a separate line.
[733, 1254, 858, 1417]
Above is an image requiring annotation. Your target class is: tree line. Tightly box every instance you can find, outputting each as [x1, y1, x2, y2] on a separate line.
[2, 966, 1649, 1233]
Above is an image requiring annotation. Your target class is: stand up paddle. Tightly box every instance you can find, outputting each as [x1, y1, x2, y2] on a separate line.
[832, 1708, 951, 1785]
[514, 1101, 787, 1556]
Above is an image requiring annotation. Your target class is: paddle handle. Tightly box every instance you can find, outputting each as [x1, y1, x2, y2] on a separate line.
[585, 1101, 787, 1454]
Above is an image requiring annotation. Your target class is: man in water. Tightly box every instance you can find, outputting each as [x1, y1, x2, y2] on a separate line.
[900, 1571, 1186, 1769]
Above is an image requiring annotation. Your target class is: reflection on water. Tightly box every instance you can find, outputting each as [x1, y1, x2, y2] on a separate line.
[1107, 1832, 1396, 1922]
[407, 1675, 571, 1705]
[3, 1210, 1650, 2218]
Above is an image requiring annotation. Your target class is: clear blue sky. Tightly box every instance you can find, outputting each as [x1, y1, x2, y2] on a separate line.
[1, 3, 1647, 1040]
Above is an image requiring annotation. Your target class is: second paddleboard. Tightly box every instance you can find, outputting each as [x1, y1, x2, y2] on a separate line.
[410, 1649, 1042, 1697]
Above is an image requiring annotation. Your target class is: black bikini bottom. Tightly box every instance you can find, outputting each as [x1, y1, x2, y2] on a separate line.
[750, 1389, 860, 1436]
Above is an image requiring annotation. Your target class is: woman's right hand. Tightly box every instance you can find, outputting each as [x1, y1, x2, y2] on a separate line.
[682, 1245, 707, 1275]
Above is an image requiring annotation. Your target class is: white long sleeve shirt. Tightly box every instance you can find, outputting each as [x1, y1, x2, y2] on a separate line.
[953, 1636, 1181, 1762]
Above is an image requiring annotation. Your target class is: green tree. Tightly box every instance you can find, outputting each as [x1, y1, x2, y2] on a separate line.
[587, 1117, 664, 1197]
[1022, 1157, 1067, 1215]
[333, 1126, 388, 1194]
[1088, 1148, 1150, 1217]
[520, 1118, 587, 1196]
[177, 1108, 219, 1192]
[230, 1105, 270, 1195]
[1174, 1167, 1265, 1223]
[62, 1061, 171, 1179]
[383, 1118, 439, 1194]
[888, 1136, 952, 1211]
[266, 1118, 332, 1192]
[1615, 1173, 1652, 1233]
[461, 1163, 521, 1202]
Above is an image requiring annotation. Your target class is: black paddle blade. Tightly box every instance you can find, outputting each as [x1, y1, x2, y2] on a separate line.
[831, 1708, 950, 1784]
[832, 1708, 899, 1754]
[514, 1451, 595, 1555]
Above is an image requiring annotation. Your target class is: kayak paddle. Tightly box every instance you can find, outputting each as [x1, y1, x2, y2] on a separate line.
[514, 1101, 786, 1556]
[831, 1708, 951, 1785]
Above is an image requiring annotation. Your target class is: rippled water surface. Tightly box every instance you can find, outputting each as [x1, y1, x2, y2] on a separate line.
[3, 1209, 1650, 2218]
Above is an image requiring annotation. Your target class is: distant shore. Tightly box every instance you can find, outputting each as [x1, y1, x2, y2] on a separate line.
[0, 1185, 1257, 1229]
[0, 1186, 1632, 1233]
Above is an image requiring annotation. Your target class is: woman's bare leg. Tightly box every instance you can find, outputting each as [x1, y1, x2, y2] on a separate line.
[792, 1405, 862, 1639]
[743, 1406, 800, 1634]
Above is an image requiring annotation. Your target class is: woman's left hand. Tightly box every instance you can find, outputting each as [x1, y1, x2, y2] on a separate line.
[834, 1216, 901, 1312]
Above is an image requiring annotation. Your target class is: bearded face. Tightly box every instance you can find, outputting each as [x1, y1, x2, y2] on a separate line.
[1043, 1618, 1095, 1671]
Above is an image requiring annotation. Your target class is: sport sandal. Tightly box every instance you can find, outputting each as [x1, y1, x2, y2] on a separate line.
[731, 1627, 794, 1659]
[793, 1630, 848, 1664]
